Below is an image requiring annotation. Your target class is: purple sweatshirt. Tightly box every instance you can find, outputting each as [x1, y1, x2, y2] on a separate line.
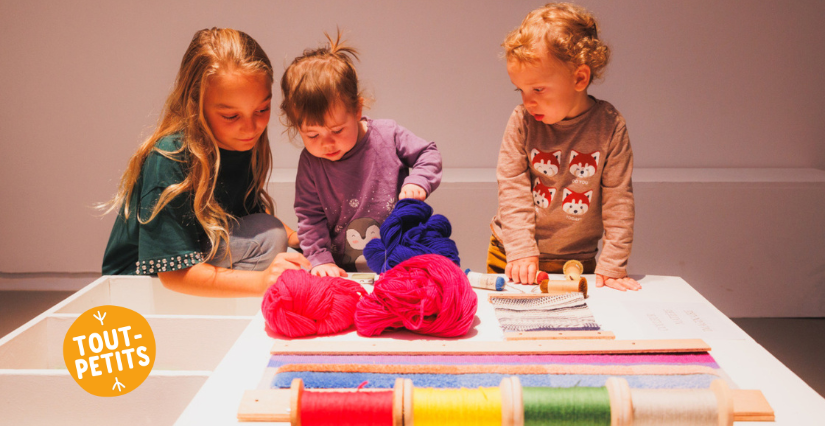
[294, 117, 442, 269]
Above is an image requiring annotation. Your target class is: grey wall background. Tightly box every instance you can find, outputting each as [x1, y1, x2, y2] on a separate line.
[1, 1, 823, 283]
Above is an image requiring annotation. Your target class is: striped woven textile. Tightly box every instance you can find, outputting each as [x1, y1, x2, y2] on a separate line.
[263, 353, 733, 390]
[490, 293, 600, 332]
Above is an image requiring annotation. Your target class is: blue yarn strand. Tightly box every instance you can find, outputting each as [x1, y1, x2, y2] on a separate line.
[364, 199, 460, 273]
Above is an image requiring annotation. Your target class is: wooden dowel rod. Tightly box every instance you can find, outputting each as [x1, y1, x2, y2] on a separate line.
[238, 378, 773, 423]
[271, 338, 712, 355]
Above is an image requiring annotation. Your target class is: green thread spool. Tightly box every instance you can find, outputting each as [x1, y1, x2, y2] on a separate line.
[522, 387, 611, 426]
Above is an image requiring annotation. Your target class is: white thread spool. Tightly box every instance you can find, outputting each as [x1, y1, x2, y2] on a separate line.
[465, 269, 506, 291]
[630, 379, 733, 426]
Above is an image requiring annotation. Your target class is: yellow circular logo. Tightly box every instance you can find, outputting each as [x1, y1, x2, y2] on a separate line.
[63, 305, 155, 397]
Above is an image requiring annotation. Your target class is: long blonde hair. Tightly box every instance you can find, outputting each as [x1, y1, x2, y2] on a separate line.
[104, 28, 275, 261]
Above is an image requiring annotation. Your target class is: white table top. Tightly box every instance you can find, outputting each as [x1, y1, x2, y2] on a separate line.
[175, 275, 825, 425]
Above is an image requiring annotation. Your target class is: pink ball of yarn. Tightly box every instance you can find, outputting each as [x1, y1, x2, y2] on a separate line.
[354, 254, 478, 337]
[262, 270, 367, 338]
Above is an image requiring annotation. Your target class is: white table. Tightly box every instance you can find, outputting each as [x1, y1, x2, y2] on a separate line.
[175, 275, 825, 425]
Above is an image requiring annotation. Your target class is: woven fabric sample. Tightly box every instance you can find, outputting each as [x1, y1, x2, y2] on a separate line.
[490, 293, 600, 332]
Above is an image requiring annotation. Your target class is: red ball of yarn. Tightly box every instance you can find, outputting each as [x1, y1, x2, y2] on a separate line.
[354, 254, 477, 337]
[262, 269, 367, 338]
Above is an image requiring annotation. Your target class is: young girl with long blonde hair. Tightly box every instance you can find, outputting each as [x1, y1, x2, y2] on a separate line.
[102, 28, 309, 297]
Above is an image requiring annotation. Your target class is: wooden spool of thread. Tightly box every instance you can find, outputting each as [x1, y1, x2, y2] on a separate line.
[465, 269, 506, 291]
[287, 376, 733, 426]
[289, 378, 404, 426]
[537, 260, 588, 298]
[605, 377, 733, 426]
[538, 275, 588, 297]
[563, 260, 584, 280]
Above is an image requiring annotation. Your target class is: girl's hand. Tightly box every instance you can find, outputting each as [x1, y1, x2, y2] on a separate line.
[506, 256, 539, 284]
[595, 274, 641, 291]
[399, 184, 427, 200]
[260, 252, 311, 291]
[311, 263, 349, 278]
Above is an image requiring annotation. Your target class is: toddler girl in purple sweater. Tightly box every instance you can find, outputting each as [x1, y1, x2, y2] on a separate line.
[280, 33, 442, 277]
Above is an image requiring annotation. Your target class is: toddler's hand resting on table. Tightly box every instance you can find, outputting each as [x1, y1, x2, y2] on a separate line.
[505, 256, 539, 284]
[596, 274, 641, 291]
[311, 263, 348, 278]
[399, 184, 427, 200]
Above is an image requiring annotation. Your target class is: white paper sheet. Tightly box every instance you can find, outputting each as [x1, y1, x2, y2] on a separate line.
[623, 301, 748, 340]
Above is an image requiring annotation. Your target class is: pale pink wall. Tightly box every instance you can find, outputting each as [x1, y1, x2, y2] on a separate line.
[0, 0, 823, 273]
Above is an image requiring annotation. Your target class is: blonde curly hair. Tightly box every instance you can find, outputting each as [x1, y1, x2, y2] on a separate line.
[503, 3, 610, 83]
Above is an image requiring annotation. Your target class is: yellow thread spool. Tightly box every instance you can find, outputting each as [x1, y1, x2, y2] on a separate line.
[413, 387, 502, 426]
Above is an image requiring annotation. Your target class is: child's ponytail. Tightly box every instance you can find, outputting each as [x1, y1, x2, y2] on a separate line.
[280, 30, 366, 139]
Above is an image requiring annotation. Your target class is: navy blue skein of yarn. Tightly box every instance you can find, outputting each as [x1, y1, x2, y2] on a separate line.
[363, 199, 460, 273]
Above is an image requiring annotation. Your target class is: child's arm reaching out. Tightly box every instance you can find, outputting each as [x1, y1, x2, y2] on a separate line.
[596, 122, 640, 291]
[395, 123, 442, 199]
[294, 156, 347, 278]
[158, 252, 310, 297]
[497, 109, 540, 284]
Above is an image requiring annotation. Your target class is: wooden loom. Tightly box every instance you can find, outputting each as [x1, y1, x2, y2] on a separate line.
[269, 338, 709, 355]
[239, 377, 774, 424]
[238, 338, 775, 423]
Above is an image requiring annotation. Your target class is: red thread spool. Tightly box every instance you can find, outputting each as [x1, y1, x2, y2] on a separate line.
[300, 390, 394, 426]
[290, 378, 401, 426]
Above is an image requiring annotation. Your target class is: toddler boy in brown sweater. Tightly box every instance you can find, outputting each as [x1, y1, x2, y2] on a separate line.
[489, 3, 640, 291]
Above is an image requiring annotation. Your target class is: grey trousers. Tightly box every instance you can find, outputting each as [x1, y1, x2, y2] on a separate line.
[206, 213, 288, 271]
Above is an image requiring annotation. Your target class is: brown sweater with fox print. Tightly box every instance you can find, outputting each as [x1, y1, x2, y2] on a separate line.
[490, 98, 634, 278]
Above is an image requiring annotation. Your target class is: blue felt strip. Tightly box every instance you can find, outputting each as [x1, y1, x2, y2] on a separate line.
[271, 372, 720, 390]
